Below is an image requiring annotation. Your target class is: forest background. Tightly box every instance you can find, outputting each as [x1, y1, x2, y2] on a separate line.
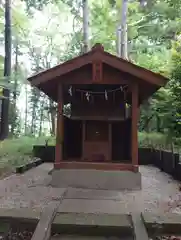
[0, 0, 181, 173]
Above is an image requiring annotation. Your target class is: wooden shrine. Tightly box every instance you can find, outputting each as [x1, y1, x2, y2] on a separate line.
[28, 44, 168, 177]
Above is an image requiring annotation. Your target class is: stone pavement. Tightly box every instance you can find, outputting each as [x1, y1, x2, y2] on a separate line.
[0, 164, 180, 215]
[51, 236, 132, 239]
[60, 166, 181, 214]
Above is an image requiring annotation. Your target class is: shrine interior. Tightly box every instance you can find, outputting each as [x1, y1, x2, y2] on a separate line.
[62, 84, 132, 163]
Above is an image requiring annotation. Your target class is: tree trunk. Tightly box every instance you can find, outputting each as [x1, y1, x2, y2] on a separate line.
[30, 87, 40, 135]
[124, 24, 128, 59]
[144, 101, 151, 133]
[82, 0, 89, 53]
[49, 99, 56, 136]
[11, 40, 18, 136]
[30, 100, 36, 135]
[0, 0, 11, 140]
[39, 97, 45, 137]
[140, 0, 147, 7]
[156, 115, 161, 133]
[118, 0, 128, 59]
[24, 83, 28, 135]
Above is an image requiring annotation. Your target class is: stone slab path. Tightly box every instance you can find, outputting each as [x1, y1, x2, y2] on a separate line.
[0, 164, 180, 214]
[60, 166, 181, 214]
[51, 236, 132, 239]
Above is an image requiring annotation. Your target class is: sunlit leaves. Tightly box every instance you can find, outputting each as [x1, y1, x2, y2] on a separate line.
[90, 0, 118, 53]
[21, 0, 52, 11]
[12, 2, 30, 37]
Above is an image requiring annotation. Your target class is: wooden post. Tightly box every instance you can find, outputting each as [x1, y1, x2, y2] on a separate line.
[108, 122, 112, 161]
[55, 84, 63, 169]
[82, 120, 85, 161]
[131, 83, 138, 168]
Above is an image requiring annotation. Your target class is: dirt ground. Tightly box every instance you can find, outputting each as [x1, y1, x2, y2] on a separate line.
[0, 163, 180, 214]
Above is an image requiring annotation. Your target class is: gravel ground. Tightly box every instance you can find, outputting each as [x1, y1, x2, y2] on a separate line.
[0, 164, 180, 214]
[140, 165, 181, 213]
[0, 163, 66, 211]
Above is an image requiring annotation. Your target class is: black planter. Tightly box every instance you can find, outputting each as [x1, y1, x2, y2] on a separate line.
[33, 145, 55, 162]
[175, 163, 181, 181]
[138, 148, 163, 166]
[16, 159, 43, 174]
[138, 148, 153, 165]
[162, 151, 175, 174]
[173, 154, 181, 180]
[152, 150, 161, 168]
[34, 159, 43, 166]
[16, 165, 25, 174]
[171, 153, 179, 179]
[157, 151, 164, 171]
[138, 147, 181, 180]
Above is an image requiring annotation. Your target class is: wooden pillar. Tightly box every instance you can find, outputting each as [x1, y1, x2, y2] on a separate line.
[131, 83, 138, 167]
[55, 84, 63, 169]
[108, 122, 112, 161]
[82, 120, 85, 161]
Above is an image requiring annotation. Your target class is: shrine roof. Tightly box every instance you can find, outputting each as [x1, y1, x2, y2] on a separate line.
[27, 43, 169, 102]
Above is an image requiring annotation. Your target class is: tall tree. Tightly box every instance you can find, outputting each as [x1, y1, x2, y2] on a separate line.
[0, 0, 12, 140]
[10, 39, 19, 135]
[24, 81, 28, 135]
[82, 0, 89, 53]
[119, 0, 128, 58]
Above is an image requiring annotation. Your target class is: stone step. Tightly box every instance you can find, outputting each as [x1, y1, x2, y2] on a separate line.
[52, 212, 133, 238]
[51, 235, 133, 239]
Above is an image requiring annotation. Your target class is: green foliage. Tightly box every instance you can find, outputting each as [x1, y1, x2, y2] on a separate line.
[167, 38, 181, 137]
[139, 132, 168, 149]
[139, 132, 180, 151]
[21, 0, 53, 11]
[135, 48, 171, 74]
[0, 136, 55, 170]
[90, 0, 117, 53]
[11, 0, 181, 143]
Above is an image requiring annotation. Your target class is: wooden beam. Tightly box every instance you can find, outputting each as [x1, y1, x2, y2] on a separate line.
[109, 123, 112, 161]
[82, 120, 86, 161]
[92, 60, 103, 83]
[28, 52, 94, 86]
[28, 47, 168, 87]
[102, 52, 168, 86]
[131, 83, 139, 166]
[69, 116, 126, 121]
[54, 162, 138, 171]
[55, 84, 63, 168]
